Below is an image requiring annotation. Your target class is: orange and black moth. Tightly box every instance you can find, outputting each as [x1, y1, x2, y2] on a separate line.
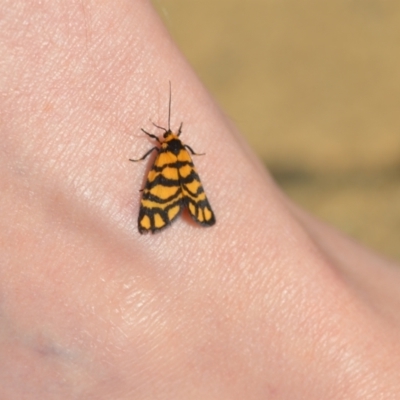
[130, 87, 216, 233]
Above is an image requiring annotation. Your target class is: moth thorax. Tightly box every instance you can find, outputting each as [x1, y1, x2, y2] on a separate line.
[165, 137, 183, 155]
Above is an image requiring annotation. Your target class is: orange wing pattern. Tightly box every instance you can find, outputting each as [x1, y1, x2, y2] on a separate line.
[131, 130, 215, 234]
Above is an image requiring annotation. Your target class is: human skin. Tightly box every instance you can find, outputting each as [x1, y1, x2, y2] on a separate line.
[1, 1, 400, 399]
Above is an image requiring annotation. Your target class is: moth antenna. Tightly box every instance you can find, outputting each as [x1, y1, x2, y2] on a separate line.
[168, 80, 172, 131]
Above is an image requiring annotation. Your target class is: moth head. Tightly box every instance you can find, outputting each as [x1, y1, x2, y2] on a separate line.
[163, 130, 173, 139]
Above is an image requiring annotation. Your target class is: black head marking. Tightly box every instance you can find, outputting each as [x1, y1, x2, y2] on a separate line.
[163, 130, 172, 139]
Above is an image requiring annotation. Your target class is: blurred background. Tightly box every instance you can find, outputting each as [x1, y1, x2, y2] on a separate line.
[152, 0, 400, 262]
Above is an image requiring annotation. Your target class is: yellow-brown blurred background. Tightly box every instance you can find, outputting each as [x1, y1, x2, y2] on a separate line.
[152, 0, 400, 262]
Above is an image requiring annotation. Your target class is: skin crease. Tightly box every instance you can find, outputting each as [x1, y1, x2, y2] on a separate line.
[0, 1, 400, 399]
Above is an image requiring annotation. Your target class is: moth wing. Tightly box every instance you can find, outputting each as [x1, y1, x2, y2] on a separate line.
[178, 151, 216, 227]
[138, 149, 184, 233]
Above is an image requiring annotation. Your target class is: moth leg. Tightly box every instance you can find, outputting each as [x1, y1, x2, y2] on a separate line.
[129, 146, 159, 162]
[184, 144, 205, 156]
[141, 128, 161, 142]
[151, 122, 167, 132]
[177, 122, 183, 136]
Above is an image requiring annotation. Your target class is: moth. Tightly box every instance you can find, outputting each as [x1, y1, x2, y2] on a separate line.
[130, 85, 216, 233]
